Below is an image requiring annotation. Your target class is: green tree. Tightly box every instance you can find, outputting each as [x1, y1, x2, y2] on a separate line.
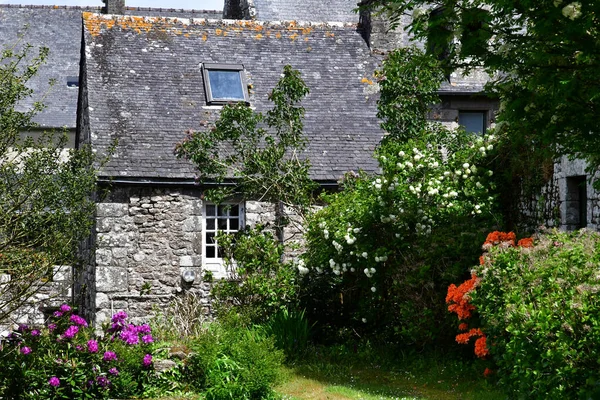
[175, 65, 317, 223]
[0, 42, 98, 323]
[362, 0, 600, 172]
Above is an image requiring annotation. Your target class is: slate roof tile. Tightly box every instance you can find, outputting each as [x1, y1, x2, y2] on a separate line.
[83, 14, 383, 182]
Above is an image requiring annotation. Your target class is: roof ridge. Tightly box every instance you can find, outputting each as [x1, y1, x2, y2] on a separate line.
[124, 6, 221, 13]
[87, 12, 358, 28]
[0, 4, 101, 10]
[0, 4, 220, 13]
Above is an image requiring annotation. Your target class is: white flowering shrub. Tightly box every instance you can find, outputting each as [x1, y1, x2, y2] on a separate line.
[299, 48, 501, 345]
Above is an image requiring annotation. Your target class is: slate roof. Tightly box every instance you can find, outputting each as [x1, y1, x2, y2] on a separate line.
[253, 0, 360, 23]
[82, 13, 383, 181]
[0, 4, 221, 129]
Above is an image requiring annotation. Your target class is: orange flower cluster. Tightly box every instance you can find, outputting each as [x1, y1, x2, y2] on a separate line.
[483, 368, 494, 377]
[474, 336, 489, 358]
[458, 323, 469, 331]
[484, 231, 516, 246]
[517, 237, 534, 248]
[446, 274, 479, 320]
[455, 328, 483, 344]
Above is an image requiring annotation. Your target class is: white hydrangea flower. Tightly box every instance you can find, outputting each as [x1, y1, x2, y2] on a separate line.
[371, 286, 376, 293]
[463, 163, 470, 169]
[562, 2, 582, 19]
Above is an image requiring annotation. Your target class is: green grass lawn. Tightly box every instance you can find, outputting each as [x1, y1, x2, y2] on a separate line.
[275, 349, 505, 400]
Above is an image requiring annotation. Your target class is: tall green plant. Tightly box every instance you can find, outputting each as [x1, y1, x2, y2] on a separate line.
[0, 41, 98, 323]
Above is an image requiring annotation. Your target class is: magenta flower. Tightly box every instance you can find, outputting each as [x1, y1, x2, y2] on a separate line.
[120, 328, 139, 345]
[142, 354, 153, 367]
[16, 324, 29, 332]
[76, 345, 84, 351]
[20, 346, 31, 355]
[48, 376, 60, 387]
[142, 334, 154, 344]
[53, 311, 63, 318]
[136, 324, 151, 334]
[62, 325, 79, 339]
[103, 351, 117, 362]
[30, 329, 40, 337]
[60, 304, 71, 313]
[48, 323, 57, 331]
[109, 367, 119, 376]
[70, 315, 89, 327]
[96, 376, 110, 387]
[87, 339, 99, 353]
[111, 311, 128, 323]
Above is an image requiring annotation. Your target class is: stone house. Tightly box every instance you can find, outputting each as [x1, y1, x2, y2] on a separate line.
[1, 0, 598, 327]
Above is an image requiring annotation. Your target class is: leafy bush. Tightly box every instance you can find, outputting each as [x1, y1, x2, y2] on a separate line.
[184, 320, 284, 399]
[211, 225, 298, 323]
[0, 305, 156, 399]
[471, 229, 600, 399]
[263, 308, 313, 359]
[298, 47, 500, 346]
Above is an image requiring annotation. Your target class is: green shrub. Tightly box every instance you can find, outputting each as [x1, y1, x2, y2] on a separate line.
[263, 308, 313, 359]
[185, 321, 284, 399]
[0, 305, 156, 399]
[473, 229, 600, 399]
[211, 225, 298, 323]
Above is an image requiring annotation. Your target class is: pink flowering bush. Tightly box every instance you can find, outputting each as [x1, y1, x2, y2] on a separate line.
[0, 305, 156, 399]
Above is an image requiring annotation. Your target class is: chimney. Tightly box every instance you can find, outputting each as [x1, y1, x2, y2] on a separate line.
[223, 0, 255, 19]
[102, 0, 125, 14]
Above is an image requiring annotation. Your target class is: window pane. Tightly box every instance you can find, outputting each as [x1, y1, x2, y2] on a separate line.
[206, 246, 216, 258]
[218, 218, 227, 230]
[217, 247, 224, 258]
[206, 232, 216, 244]
[230, 205, 239, 216]
[206, 219, 215, 230]
[208, 70, 244, 101]
[218, 205, 229, 216]
[230, 218, 239, 230]
[459, 111, 485, 134]
[206, 204, 216, 216]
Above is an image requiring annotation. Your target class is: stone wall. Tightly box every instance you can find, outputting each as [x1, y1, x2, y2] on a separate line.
[93, 184, 277, 325]
[0, 266, 72, 337]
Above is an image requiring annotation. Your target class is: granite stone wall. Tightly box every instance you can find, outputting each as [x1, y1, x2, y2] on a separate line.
[0, 266, 72, 337]
[93, 185, 278, 325]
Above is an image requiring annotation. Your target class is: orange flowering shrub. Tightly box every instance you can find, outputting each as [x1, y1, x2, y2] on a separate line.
[517, 237, 534, 248]
[483, 231, 516, 248]
[446, 274, 479, 320]
[447, 232, 534, 364]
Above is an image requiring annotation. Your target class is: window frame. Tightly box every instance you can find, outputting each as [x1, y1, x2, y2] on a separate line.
[458, 110, 487, 135]
[202, 201, 245, 274]
[201, 63, 249, 105]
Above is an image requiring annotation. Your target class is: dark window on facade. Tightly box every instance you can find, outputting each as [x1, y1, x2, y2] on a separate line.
[66, 76, 79, 88]
[203, 202, 244, 261]
[202, 63, 248, 105]
[458, 111, 486, 134]
[566, 176, 587, 230]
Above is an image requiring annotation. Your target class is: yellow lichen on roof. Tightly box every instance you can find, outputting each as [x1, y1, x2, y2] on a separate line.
[83, 13, 188, 37]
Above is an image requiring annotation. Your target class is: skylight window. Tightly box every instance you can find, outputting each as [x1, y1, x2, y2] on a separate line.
[202, 63, 249, 105]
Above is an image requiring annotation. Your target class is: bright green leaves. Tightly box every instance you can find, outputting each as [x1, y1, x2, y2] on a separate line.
[377, 47, 445, 142]
[0, 42, 98, 323]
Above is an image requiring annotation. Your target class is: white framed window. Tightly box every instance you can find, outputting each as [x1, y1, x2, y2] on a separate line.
[201, 63, 249, 105]
[458, 110, 486, 135]
[202, 201, 245, 275]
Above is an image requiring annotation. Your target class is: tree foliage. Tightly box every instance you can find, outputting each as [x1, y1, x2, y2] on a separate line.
[300, 48, 501, 345]
[0, 42, 98, 323]
[175, 65, 317, 212]
[362, 0, 600, 171]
